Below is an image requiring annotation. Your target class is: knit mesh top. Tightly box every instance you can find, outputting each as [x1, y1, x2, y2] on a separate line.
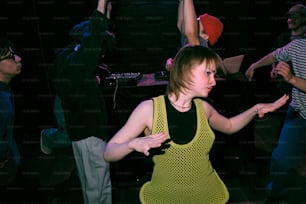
[139, 95, 229, 204]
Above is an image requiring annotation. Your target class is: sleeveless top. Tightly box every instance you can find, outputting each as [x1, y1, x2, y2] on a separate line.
[139, 95, 229, 204]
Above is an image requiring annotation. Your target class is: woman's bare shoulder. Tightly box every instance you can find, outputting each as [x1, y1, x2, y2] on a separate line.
[135, 99, 154, 113]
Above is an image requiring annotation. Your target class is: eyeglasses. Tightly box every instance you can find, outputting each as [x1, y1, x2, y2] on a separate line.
[0, 51, 16, 62]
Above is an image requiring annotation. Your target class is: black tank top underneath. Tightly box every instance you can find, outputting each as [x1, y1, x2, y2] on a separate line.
[164, 96, 197, 144]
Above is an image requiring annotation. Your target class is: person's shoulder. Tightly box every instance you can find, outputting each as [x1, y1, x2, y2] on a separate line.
[199, 97, 216, 108]
[288, 37, 306, 46]
[293, 37, 306, 41]
[140, 99, 154, 105]
[131, 99, 154, 118]
[139, 96, 165, 110]
[193, 97, 211, 110]
[137, 99, 154, 111]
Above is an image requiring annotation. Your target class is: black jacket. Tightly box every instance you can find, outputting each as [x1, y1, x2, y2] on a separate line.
[53, 10, 111, 141]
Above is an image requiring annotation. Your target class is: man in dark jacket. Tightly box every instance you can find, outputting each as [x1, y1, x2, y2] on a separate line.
[51, 0, 115, 203]
[0, 39, 22, 186]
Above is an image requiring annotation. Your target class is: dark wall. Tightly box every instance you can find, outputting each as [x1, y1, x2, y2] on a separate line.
[2, 0, 305, 73]
[0, 0, 305, 133]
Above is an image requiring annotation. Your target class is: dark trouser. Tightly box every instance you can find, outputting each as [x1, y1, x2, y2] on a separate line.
[269, 106, 306, 201]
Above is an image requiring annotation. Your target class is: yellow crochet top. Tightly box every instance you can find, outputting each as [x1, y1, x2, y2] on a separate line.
[139, 95, 229, 204]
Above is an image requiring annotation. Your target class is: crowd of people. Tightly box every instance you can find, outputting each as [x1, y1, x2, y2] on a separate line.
[1, 0, 306, 203]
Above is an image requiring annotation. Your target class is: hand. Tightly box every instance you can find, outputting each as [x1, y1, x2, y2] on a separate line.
[270, 63, 278, 79]
[128, 132, 168, 156]
[245, 65, 255, 81]
[106, 2, 112, 19]
[256, 94, 289, 118]
[165, 58, 173, 71]
[96, 75, 101, 84]
[97, 0, 108, 14]
[273, 61, 294, 83]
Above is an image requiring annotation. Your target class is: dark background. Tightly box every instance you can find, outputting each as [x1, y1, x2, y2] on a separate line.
[1, 1, 305, 202]
[0, 0, 305, 141]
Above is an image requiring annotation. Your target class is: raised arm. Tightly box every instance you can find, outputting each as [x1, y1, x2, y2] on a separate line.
[97, 0, 107, 14]
[177, 0, 184, 32]
[206, 94, 289, 134]
[181, 0, 200, 45]
[165, 0, 200, 71]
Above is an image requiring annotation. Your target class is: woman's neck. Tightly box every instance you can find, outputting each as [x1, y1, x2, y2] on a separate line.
[168, 94, 192, 112]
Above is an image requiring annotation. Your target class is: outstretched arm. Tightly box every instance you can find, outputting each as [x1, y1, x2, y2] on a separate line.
[245, 52, 275, 81]
[206, 94, 289, 134]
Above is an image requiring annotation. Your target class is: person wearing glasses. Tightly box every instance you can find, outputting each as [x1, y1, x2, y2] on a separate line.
[245, 4, 306, 82]
[273, 4, 306, 50]
[245, 29, 306, 203]
[0, 39, 22, 187]
[245, 4, 306, 98]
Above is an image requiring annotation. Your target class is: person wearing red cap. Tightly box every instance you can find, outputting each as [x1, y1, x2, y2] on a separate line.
[165, 0, 223, 70]
[197, 13, 224, 47]
[178, 0, 223, 47]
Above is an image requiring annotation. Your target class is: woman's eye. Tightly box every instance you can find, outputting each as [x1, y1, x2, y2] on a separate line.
[205, 71, 215, 76]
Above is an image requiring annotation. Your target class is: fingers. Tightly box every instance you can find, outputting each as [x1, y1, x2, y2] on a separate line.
[143, 147, 150, 156]
[150, 132, 168, 145]
[277, 61, 290, 68]
[267, 94, 289, 113]
[97, 0, 107, 13]
[257, 94, 289, 118]
[274, 94, 289, 103]
[138, 132, 168, 156]
[246, 75, 252, 82]
[274, 94, 289, 107]
[274, 61, 291, 76]
[270, 67, 278, 78]
[245, 69, 253, 81]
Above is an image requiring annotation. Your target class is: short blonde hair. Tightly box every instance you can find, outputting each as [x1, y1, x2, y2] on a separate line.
[166, 45, 223, 100]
